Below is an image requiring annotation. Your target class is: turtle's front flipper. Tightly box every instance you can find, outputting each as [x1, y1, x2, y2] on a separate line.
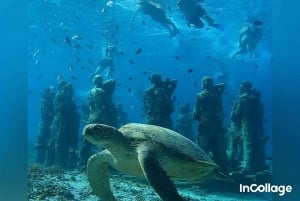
[87, 150, 116, 201]
[137, 143, 184, 201]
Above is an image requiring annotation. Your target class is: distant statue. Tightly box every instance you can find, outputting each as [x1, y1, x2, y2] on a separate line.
[228, 81, 269, 174]
[175, 103, 194, 141]
[78, 75, 117, 168]
[46, 81, 80, 169]
[143, 73, 177, 129]
[35, 87, 55, 165]
[193, 76, 228, 172]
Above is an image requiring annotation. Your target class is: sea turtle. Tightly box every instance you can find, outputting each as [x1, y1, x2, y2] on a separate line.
[83, 123, 228, 201]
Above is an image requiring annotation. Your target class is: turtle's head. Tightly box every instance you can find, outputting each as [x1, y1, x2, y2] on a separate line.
[83, 124, 121, 148]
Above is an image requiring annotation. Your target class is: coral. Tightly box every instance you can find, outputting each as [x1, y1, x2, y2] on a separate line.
[28, 163, 75, 201]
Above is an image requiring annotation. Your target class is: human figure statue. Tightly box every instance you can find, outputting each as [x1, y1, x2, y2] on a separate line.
[174, 103, 194, 141]
[35, 87, 55, 165]
[230, 20, 263, 59]
[46, 81, 80, 169]
[177, 0, 221, 29]
[143, 73, 177, 129]
[228, 81, 269, 174]
[193, 76, 228, 172]
[78, 75, 117, 168]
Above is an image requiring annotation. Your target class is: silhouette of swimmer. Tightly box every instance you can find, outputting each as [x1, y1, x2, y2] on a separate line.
[133, 0, 180, 37]
[230, 20, 263, 59]
[177, 0, 221, 29]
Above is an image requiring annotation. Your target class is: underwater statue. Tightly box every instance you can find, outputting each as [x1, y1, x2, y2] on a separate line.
[46, 81, 80, 169]
[83, 123, 229, 201]
[143, 73, 177, 129]
[193, 76, 228, 172]
[78, 75, 118, 168]
[228, 81, 269, 174]
[174, 103, 194, 141]
[35, 87, 55, 165]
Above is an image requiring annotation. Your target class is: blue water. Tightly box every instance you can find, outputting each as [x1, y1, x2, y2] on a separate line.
[17, 0, 300, 200]
[28, 0, 271, 146]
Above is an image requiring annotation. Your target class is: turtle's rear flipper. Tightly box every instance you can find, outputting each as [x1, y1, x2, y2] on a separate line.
[137, 144, 184, 201]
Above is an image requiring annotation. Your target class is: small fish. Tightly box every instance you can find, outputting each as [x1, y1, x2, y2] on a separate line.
[69, 64, 73, 71]
[254, 65, 258, 69]
[143, 71, 147, 75]
[115, 25, 119, 29]
[71, 35, 81, 40]
[64, 37, 72, 45]
[136, 48, 142, 54]
[174, 55, 180, 60]
[141, 21, 147, 26]
[128, 60, 134, 64]
[193, 82, 198, 87]
[33, 49, 40, 57]
[106, 0, 114, 7]
[80, 66, 86, 70]
[206, 27, 210, 30]
[206, 55, 211, 59]
[192, 37, 196, 41]
[128, 77, 133, 80]
[35, 60, 40, 65]
[187, 68, 193, 73]
[128, 88, 132, 92]
[119, 51, 124, 55]
[70, 75, 77, 80]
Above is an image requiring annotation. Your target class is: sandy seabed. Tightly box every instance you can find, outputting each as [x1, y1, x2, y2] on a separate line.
[28, 164, 271, 201]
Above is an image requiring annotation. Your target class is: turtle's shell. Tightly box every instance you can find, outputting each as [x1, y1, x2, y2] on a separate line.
[119, 123, 216, 166]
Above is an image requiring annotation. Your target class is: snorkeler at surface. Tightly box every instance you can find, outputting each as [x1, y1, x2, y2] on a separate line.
[134, 0, 180, 37]
[177, 0, 220, 29]
[230, 20, 263, 59]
